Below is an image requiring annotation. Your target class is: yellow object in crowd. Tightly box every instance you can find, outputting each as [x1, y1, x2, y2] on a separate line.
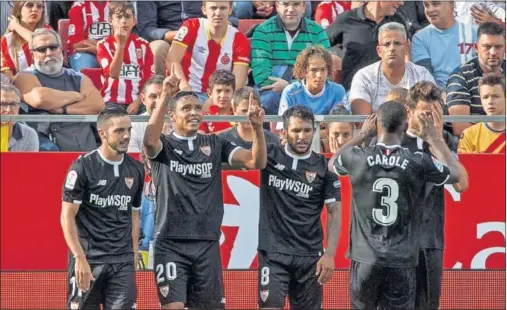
[1, 124, 9, 152]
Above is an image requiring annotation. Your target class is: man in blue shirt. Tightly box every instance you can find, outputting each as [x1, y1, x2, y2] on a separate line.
[411, 1, 478, 88]
[277, 46, 345, 130]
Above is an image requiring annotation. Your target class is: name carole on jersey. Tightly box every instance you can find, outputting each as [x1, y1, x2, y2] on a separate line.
[268, 175, 313, 198]
[169, 160, 213, 178]
[90, 194, 132, 208]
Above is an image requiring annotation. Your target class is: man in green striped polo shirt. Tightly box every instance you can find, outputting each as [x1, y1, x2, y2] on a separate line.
[251, 1, 333, 116]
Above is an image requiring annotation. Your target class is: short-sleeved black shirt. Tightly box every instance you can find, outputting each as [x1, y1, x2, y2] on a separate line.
[326, 6, 410, 90]
[62, 150, 144, 264]
[150, 133, 241, 247]
[258, 144, 341, 256]
[402, 131, 457, 249]
[333, 144, 450, 267]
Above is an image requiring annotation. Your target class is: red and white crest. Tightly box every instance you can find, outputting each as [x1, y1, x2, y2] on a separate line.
[221, 53, 230, 65]
[306, 171, 317, 183]
[159, 285, 169, 298]
[200, 146, 211, 156]
[260, 289, 269, 302]
[136, 48, 142, 59]
[125, 177, 134, 189]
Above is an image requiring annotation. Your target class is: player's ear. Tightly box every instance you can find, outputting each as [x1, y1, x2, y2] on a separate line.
[169, 110, 176, 122]
[207, 88, 212, 97]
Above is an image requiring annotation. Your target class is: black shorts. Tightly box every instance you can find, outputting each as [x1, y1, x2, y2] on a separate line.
[67, 259, 136, 310]
[258, 250, 322, 310]
[154, 239, 224, 308]
[350, 260, 416, 310]
[415, 249, 444, 310]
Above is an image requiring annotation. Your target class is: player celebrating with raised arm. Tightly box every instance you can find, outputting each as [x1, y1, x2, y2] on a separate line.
[329, 101, 463, 310]
[143, 65, 267, 309]
[258, 105, 341, 310]
[61, 107, 145, 310]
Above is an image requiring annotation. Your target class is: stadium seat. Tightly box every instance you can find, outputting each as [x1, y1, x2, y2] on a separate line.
[238, 19, 264, 34]
[58, 19, 70, 61]
[81, 68, 103, 90]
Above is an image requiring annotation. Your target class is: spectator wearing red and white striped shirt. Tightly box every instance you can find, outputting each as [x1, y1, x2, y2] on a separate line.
[97, 2, 154, 115]
[314, 1, 352, 29]
[67, 1, 112, 72]
[167, 1, 251, 103]
[1, 1, 48, 81]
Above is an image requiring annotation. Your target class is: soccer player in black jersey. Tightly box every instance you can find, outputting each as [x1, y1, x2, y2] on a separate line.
[258, 105, 341, 309]
[330, 101, 463, 310]
[61, 107, 145, 310]
[404, 82, 468, 309]
[143, 66, 267, 309]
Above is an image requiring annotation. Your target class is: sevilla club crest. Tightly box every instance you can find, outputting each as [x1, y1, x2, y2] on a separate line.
[305, 171, 317, 183]
[200, 146, 211, 156]
[125, 177, 134, 189]
[159, 285, 169, 298]
[260, 290, 269, 302]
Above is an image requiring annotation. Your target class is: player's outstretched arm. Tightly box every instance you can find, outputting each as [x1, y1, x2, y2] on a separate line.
[60, 202, 95, 292]
[143, 67, 180, 158]
[415, 110, 462, 184]
[230, 93, 267, 169]
[328, 114, 377, 173]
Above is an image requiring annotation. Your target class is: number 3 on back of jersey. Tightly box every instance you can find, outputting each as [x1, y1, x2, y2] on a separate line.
[372, 178, 399, 226]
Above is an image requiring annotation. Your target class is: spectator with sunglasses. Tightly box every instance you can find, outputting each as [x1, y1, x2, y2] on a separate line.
[1, 1, 51, 81]
[14, 28, 104, 152]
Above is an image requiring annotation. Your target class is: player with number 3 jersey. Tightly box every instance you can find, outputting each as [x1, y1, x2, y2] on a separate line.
[330, 101, 463, 309]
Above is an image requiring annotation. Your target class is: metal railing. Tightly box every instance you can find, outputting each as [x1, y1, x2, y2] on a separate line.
[1, 114, 504, 152]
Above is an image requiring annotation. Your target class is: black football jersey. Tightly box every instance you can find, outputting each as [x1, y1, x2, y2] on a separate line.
[402, 131, 458, 249]
[333, 143, 451, 267]
[150, 133, 240, 244]
[258, 144, 341, 256]
[62, 149, 144, 264]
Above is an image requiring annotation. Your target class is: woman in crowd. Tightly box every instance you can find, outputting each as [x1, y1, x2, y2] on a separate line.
[1, 1, 49, 80]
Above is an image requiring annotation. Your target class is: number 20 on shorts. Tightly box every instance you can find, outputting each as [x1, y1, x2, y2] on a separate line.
[156, 262, 177, 283]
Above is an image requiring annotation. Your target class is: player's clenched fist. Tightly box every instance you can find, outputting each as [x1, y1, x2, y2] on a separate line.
[162, 64, 180, 97]
[247, 92, 265, 130]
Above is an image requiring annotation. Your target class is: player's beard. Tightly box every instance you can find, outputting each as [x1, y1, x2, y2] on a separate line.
[287, 138, 311, 155]
[105, 135, 129, 155]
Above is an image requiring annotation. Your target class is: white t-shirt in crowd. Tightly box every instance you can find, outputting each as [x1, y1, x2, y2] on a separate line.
[349, 61, 435, 111]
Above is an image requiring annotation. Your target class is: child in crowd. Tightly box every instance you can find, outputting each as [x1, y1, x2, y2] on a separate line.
[199, 70, 236, 134]
[97, 1, 154, 115]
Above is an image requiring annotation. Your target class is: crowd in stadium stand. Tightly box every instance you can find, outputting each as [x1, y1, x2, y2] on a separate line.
[1, 0, 506, 251]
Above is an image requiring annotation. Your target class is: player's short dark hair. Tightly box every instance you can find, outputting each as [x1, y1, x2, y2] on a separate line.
[408, 81, 443, 110]
[282, 105, 315, 130]
[377, 100, 407, 133]
[208, 70, 236, 92]
[168, 91, 200, 112]
[232, 87, 261, 108]
[142, 75, 164, 94]
[479, 73, 506, 96]
[97, 105, 129, 128]
[293, 45, 333, 81]
[109, 1, 136, 18]
[478, 22, 505, 39]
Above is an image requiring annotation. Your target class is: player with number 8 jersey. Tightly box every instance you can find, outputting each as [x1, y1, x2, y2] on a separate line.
[330, 101, 462, 310]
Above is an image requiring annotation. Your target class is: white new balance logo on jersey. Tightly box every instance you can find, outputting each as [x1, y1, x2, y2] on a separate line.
[97, 180, 107, 186]
[174, 149, 183, 155]
[274, 163, 285, 171]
